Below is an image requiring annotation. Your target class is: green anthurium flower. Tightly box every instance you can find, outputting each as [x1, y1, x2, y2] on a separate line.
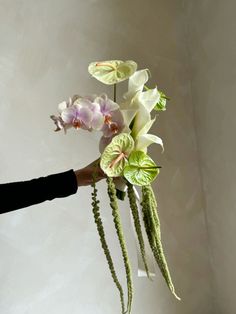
[124, 151, 160, 186]
[88, 60, 137, 85]
[100, 133, 134, 177]
[153, 90, 169, 111]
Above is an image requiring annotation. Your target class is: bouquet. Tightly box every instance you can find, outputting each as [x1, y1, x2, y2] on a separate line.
[50, 60, 180, 314]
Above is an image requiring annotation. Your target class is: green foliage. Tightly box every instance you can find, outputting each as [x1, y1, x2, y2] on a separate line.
[126, 181, 151, 279]
[91, 175, 126, 314]
[107, 177, 133, 314]
[140, 185, 181, 301]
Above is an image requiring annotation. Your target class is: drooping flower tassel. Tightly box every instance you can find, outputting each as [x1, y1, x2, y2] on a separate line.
[126, 181, 151, 279]
[141, 185, 181, 301]
[107, 177, 133, 314]
[91, 175, 126, 314]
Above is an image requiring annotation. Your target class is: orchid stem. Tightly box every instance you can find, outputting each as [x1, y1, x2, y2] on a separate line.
[114, 84, 117, 102]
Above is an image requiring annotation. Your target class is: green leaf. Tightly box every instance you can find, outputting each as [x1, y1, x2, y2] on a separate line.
[154, 91, 168, 111]
[88, 60, 137, 85]
[100, 133, 134, 177]
[124, 151, 159, 186]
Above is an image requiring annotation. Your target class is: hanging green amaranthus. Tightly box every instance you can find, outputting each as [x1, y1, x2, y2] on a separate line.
[107, 177, 133, 314]
[141, 185, 180, 300]
[91, 174, 126, 313]
[126, 181, 151, 279]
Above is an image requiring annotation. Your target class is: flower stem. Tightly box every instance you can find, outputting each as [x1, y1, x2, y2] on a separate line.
[114, 83, 117, 102]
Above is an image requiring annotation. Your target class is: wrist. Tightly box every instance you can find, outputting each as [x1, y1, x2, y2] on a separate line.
[74, 169, 82, 187]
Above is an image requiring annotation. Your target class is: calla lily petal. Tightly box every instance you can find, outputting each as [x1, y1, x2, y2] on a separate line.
[136, 115, 156, 138]
[124, 69, 149, 100]
[135, 134, 164, 152]
[121, 109, 138, 129]
[137, 87, 160, 113]
[131, 105, 150, 139]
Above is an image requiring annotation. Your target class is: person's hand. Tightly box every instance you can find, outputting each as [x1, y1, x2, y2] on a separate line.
[74, 157, 107, 187]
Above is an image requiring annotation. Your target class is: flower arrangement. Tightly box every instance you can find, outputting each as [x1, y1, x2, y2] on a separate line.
[50, 60, 180, 314]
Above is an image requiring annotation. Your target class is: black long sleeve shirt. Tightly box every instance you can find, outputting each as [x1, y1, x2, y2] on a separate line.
[0, 169, 78, 214]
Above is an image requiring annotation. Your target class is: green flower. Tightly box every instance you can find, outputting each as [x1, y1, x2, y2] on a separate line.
[154, 91, 169, 111]
[88, 60, 137, 85]
[100, 133, 134, 177]
[124, 151, 160, 186]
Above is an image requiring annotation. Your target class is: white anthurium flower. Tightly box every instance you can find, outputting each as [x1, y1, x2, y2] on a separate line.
[88, 60, 137, 85]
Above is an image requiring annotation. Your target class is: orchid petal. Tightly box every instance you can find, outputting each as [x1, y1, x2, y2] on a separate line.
[61, 107, 77, 124]
[58, 101, 68, 113]
[91, 111, 104, 130]
[79, 106, 93, 126]
[97, 95, 119, 114]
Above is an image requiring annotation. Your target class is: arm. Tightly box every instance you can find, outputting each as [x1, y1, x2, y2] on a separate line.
[0, 158, 106, 214]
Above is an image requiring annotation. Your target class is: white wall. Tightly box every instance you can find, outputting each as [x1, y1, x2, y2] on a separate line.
[0, 1, 212, 313]
[184, 1, 236, 313]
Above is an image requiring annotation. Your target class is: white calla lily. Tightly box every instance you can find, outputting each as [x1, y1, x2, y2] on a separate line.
[135, 133, 164, 153]
[137, 87, 160, 113]
[119, 67, 163, 153]
[124, 69, 149, 101]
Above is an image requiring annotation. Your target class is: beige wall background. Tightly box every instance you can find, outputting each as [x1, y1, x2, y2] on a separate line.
[184, 1, 236, 313]
[1, 0, 233, 313]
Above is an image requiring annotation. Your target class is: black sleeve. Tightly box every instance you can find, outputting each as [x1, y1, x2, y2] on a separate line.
[0, 169, 78, 214]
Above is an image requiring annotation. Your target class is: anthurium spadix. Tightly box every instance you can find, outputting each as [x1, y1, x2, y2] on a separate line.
[88, 60, 137, 85]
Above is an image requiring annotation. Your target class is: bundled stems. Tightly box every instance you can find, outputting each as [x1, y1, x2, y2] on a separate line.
[126, 181, 151, 279]
[107, 177, 133, 314]
[141, 184, 181, 301]
[91, 174, 126, 314]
